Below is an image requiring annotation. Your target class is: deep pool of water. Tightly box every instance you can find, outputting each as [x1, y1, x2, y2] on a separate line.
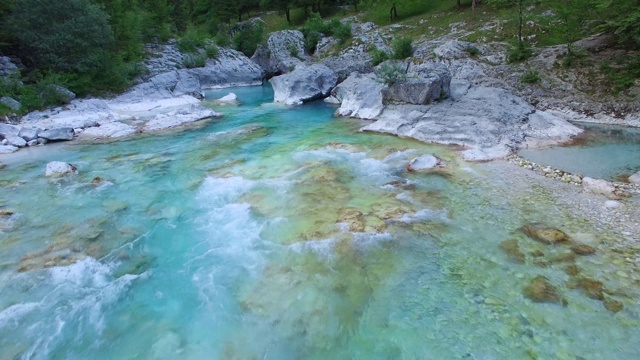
[519, 122, 640, 181]
[0, 86, 639, 359]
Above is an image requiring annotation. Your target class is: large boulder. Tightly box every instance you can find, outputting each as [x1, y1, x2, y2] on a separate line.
[0, 97, 21, 111]
[45, 161, 78, 176]
[18, 127, 39, 141]
[4, 134, 27, 147]
[629, 171, 640, 185]
[0, 123, 20, 137]
[0, 56, 19, 78]
[363, 86, 582, 161]
[270, 64, 338, 105]
[251, 30, 307, 77]
[39, 127, 74, 141]
[189, 48, 264, 88]
[329, 72, 384, 119]
[582, 177, 615, 196]
[381, 62, 452, 105]
[322, 44, 373, 82]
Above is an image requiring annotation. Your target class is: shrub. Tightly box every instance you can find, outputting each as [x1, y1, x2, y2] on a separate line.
[507, 43, 533, 63]
[183, 53, 207, 68]
[305, 31, 323, 54]
[376, 63, 407, 85]
[177, 26, 209, 54]
[205, 44, 219, 59]
[232, 22, 265, 57]
[5, 0, 114, 74]
[392, 37, 414, 60]
[520, 70, 540, 83]
[465, 46, 480, 57]
[301, 13, 352, 53]
[287, 43, 299, 58]
[369, 48, 390, 66]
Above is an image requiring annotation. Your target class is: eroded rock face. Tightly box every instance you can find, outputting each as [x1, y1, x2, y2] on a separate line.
[271, 64, 338, 105]
[190, 48, 264, 88]
[251, 30, 308, 77]
[322, 45, 373, 82]
[45, 161, 78, 176]
[330, 72, 384, 119]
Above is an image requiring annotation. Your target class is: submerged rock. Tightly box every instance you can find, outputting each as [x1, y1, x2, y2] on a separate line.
[604, 299, 624, 313]
[499, 239, 526, 263]
[570, 244, 596, 256]
[523, 275, 565, 304]
[521, 223, 570, 245]
[337, 207, 366, 232]
[45, 161, 78, 176]
[271, 64, 338, 105]
[574, 277, 605, 300]
[0, 145, 18, 153]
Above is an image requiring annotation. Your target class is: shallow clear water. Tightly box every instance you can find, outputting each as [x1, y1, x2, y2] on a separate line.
[0, 86, 639, 359]
[519, 123, 640, 181]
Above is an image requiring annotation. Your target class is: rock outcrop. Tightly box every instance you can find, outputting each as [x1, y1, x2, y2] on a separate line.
[39, 128, 74, 141]
[271, 64, 338, 105]
[328, 72, 384, 119]
[381, 62, 452, 105]
[321, 45, 373, 82]
[251, 30, 308, 77]
[363, 86, 582, 160]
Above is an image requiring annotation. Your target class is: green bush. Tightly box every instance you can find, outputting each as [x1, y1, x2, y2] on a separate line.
[232, 22, 265, 57]
[392, 37, 414, 60]
[305, 31, 323, 54]
[369, 48, 390, 66]
[520, 70, 540, 83]
[301, 13, 352, 53]
[5, 0, 114, 74]
[507, 44, 533, 63]
[177, 26, 209, 54]
[183, 53, 208, 68]
[376, 63, 407, 85]
[205, 44, 219, 59]
[465, 46, 480, 57]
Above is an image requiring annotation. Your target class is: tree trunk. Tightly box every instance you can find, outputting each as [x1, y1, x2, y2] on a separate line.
[518, 0, 523, 46]
[286, 7, 290, 23]
[457, 0, 461, 8]
[472, 0, 477, 10]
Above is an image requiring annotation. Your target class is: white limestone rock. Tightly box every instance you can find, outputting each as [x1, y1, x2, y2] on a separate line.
[45, 161, 78, 176]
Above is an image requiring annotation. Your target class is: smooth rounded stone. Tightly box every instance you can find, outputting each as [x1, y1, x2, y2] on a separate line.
[407, 154, 443, 171]
[582, 177, 615, 196]
[270, 64, 338, 105]
[18, 127, 39, 141]
[604, 200, 623, 209]
[330, 72, 384, 120]
[0, 145, 18, 153]
[0, 96, 21, 111]
[45, 161, 78, 176]
[4, 134, 26, 147]
[522, 275, 565, 304]
[217, 93, 237, 102]
[571, 244, 596, 256]
[628, 171, 640, 185]
[39, 127, 74, 141]
[521, 223, 571, 245]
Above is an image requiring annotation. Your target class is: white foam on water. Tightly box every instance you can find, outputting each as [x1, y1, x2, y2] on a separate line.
[396, 209, 450, 224]
[0, 257, 145, 360]
[196, 176, 255, 207]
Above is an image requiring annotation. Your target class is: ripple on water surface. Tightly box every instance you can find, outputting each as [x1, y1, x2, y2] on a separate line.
[0, 85, 638, 359]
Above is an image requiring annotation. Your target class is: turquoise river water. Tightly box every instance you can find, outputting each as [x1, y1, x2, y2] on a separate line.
[0, 85, 639, 359]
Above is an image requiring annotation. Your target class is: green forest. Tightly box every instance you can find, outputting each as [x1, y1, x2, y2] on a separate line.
[0, 0, 639, 113]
